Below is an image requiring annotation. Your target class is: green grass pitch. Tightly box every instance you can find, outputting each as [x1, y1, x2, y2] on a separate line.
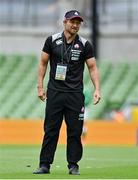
[0, 145, 138, 179]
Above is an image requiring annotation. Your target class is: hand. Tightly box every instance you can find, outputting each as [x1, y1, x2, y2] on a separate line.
[93, 89, 101, 105]
[37, 87, 46, 102]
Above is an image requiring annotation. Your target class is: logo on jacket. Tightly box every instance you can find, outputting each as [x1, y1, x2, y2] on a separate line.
[56, 39, 63, 45]
[74, 43, 79, 49]
[81, 106, 85, 113]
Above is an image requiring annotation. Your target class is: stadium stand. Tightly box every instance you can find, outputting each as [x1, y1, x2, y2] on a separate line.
[0, 54, 138, 119]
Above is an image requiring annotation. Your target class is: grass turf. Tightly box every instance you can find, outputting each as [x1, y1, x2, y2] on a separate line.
[0, 145, 138, 179]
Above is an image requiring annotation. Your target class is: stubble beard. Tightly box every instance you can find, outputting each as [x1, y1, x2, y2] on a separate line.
[69, 29, 78, 36]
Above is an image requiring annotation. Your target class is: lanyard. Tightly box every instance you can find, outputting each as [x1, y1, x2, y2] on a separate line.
[61, 35, 75, 64]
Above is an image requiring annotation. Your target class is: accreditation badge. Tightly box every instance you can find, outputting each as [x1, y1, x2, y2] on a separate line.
[55, 63, 67, 81]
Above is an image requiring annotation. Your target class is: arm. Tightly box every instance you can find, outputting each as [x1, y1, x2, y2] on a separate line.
[37, 52, 49, 101]
[86, 57, 101, 105]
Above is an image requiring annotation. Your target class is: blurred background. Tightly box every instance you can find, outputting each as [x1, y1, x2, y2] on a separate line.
[0, 0, 138, 146]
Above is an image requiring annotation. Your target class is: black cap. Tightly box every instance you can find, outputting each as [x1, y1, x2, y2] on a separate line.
[65, 10, 83, 22]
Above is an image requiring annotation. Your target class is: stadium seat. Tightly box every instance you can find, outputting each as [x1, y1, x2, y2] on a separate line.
[108, 63, 138, 110]
[0, 55, 138, 119]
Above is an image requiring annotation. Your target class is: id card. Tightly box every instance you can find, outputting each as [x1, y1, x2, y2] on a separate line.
[55, 64, 67, 81]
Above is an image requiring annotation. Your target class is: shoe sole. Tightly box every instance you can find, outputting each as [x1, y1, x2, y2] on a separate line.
[33, 172, 50, 174]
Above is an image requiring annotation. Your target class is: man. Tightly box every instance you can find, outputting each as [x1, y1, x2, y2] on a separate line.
[34, 10, 101, 175]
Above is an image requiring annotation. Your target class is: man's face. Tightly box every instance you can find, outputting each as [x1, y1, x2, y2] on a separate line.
[64, 18, 81, 35]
